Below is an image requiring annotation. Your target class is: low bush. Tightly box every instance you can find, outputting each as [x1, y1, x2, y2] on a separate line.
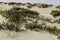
[57, 19, 60, 23]
[25, 22, 60, 35]
[27, 4, 50, 8]
[27, 4, 35, 8]
[25, 22, 43, 32]
[8, 2, 24, 6]
[50, 10, 60, 17]
[41, 4, 48, 8]
[8, 2, 17, 5]
[27, 5, 32, 8]
[1, 22, 19, 32]
[56, 6, 60, 9]
[0, 7, 39, 31]
[0, 7, 39, 24]
[0, 22, 19, 32]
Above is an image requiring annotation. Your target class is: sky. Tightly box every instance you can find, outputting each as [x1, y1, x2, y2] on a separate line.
[0, 0, 60, 5]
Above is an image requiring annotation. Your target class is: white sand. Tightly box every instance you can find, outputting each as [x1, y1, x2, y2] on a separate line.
[0, 3, 12, 10]
[0, 30, 58, 40]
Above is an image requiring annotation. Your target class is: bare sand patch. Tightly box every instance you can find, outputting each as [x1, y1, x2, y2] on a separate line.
[0, 30, 58, 40]
[0, 15, 7, 24]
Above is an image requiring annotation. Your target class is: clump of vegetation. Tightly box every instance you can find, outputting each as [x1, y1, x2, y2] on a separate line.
[58, 19, 60, 23]
[0, 2, 3, 4]
[8, 2, 24, 6]
[27, 4, 35, 8]
[2, 22, 19, 32]
[0, 7, 39, 31]
[0, 7, 39, 24]
[39, 4, 49, 8]
[0, 22, 19, 32]
[27, 4, 48, 8]
[56, 6, 60, 9]
[50, 10, 60, 17]
[25, 22, 42, 31]
[8, 2, 17, 5]
[27, 5, 32, 8]
[55, 19, 60, 23]
[27, 3, 53, 8]
[25, 22, 60, 35]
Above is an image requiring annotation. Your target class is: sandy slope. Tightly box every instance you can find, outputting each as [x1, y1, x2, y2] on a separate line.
[0, 30, 58, 40]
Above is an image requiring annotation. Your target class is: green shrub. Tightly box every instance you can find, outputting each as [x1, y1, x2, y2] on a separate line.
[0, 23, 3, 30]
[0, 7, 39, 31]
[0, 22, 20, 32]
[37, 4, 52, 8]
[1, 22, 19, 32]
[56, 6, 60, 9]
[25, 22, 60, 34]
[0, 7, 39, 24]
[57, 19, 60, 23]
[25, 22, 42, 31]
[50, 10, 60, 17]
[27, 5, 32, 8]
[27, 4, 33, 8]
[41, 4, 48, 8]
[8, 2, 23, 6]
[58, 36, 60, 39]
[8, 2, 17, 5]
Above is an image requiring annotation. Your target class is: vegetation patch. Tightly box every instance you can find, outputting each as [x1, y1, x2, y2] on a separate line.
[50, 10, 60, 17]
[25, 22, 60, 34]
[27, 3, 53, 8]
[56, 6, 60, 9]
[7, 2, 25, 6]
[0, 7, 39, 31]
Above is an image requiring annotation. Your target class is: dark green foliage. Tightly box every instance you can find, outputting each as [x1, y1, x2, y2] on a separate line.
[27, 4, 35, 8]
[27, 3, 53, 8]
[25, 22, 60, 40]
[8, 2, 25, 6]
[58, 19, 60, 23]
[36, 4, 53, 8]
[1, 22, 19, 32]
[56, 6, 60, 9]
[0, 22, 19, 32]
[0, 7, 39, 31]
[0, 23, 3, 30]
[40, 4, 48, 8]
[25, 22, 60, 35]
[50, 10, 60, 17]
[58, 36, 60, 39]
[0, 7, 39, 24]
[48, 27, 57, 34]
[25, 22, 42, 30]
[8, 2, 17, 5]
[27, 5, 32, 8]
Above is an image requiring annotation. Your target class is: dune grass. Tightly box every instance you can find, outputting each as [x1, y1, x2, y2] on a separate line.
[50, 10, 60, 17]
[25, 22, 60, 40]
[27, 3, 53, 8]
[0, 7, 39, 31]
[56, 6, 60, 9]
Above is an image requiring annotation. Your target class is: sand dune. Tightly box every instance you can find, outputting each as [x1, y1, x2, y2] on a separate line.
[0, 4, 59, 40]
